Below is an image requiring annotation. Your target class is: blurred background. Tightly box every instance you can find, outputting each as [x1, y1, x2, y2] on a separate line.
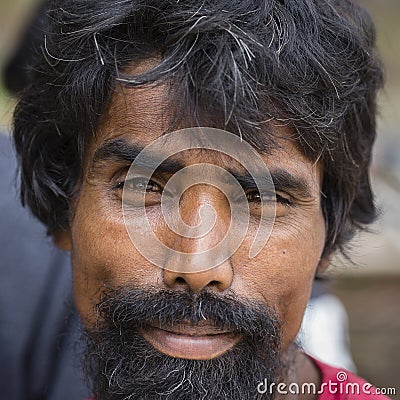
[0, 0, 399, 397]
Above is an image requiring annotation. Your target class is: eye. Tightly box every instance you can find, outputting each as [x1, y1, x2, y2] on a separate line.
[245, 189, 292, 207]
[117, 177, 162, 193]
[114, 176, 163, 206]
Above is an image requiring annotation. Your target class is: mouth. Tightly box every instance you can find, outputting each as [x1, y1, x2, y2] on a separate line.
[139, 321, 242, 360]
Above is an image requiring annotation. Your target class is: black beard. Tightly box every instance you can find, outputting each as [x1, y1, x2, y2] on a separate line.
[83, 286, 282, 400]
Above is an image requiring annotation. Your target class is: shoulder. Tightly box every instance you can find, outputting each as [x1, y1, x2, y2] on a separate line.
[309, 356, 393, 400]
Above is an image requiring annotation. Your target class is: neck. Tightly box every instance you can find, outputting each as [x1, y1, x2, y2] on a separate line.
[274, 346, 321, 400]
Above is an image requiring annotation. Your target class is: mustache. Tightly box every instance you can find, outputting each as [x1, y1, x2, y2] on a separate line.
[92, 285, 281, 341]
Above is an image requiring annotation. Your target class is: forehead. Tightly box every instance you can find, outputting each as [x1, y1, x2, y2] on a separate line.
[94, 61, 290, 152]
[94, 86, 307, 160]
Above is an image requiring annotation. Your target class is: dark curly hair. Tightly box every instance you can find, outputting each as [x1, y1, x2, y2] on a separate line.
[13, 0, 383, 257]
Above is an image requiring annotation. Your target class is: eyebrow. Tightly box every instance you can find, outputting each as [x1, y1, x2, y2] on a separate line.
[91, 138, 184, 174]
[91, 138, 313, 197]
[233, 169, 313, 198]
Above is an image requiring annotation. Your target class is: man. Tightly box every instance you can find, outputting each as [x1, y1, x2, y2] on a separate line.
[12, 0, 387, 399]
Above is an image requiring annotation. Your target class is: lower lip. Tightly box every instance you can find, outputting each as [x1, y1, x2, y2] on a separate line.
[139, 326, 241, 360]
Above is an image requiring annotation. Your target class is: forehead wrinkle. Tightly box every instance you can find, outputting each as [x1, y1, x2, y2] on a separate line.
[102, 85, 171, 140]
[99, 75, 287, 155]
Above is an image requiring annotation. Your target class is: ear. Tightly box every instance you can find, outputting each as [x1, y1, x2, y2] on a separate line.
[53, 229, 72, 251]
[316, 255, 331, 276]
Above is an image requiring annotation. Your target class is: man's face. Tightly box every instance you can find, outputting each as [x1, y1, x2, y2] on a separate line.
[58, 76, 326, 398]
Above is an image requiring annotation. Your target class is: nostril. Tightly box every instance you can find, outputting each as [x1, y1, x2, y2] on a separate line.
[163, 260, 233, 292]
[175, 277, 187, 285]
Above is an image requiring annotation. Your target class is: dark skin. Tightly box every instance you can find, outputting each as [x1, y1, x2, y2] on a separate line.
[55, 63, 327, 397]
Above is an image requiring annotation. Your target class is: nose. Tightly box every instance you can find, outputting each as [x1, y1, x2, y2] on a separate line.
[162, 184, 234, 293]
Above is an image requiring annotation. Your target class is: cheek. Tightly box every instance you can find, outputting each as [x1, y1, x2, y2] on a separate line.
[232, 209, 326, 350]
[69, 187, 162, 323]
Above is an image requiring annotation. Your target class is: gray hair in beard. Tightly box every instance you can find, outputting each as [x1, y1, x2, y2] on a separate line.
[83, 286, 283, 399]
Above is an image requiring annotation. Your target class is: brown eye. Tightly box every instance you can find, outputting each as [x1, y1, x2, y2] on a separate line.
[246, 190, 272, 203]
[123, 178, 162, 193]
[245, 189, 292, 207]
[115, 177, 163, 207]
[116, 177, 162, 193]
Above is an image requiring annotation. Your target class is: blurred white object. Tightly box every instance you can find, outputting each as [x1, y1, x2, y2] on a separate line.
[298, 293, 357, 372]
